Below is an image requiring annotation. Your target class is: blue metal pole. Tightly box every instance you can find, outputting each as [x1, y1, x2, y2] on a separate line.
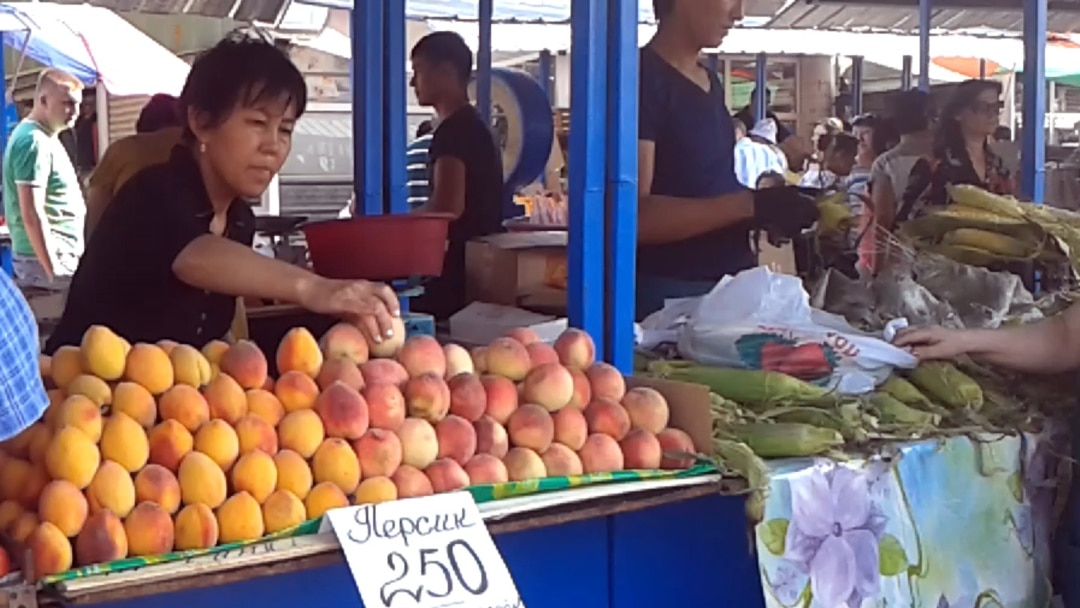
[850, 56, 864, 117]
[567, 0, 607, 349]
[351, 1, 384, 216]
[1021, 0, 1047, 203]
[901, 55, 912, 90]
[477, 0, 493, 126]
[754, 52, 767, 124]
[538, 49, 554, 104]
[384, 1, 407, 215]
[918, 0, 931, 91]
[605, 0, 637, 373]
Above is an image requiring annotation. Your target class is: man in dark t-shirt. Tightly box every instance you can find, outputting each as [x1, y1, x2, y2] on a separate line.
[408, 32, 505, 320]
[636, 0, 817, 318]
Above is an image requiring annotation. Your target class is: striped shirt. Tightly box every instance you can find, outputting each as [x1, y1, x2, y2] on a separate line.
[406, 134, 433, 209]
[733, 139, 787, 188]
[0, 271, 48, 442]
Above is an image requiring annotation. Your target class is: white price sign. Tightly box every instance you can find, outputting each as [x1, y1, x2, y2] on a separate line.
[324, 491, 524, 608]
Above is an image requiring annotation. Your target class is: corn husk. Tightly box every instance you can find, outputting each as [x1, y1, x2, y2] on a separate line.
[724, 422, 844, 458]
[648, 361, 829, 406]
[908, 362, 984, 410]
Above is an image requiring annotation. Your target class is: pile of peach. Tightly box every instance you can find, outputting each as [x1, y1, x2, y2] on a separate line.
[4, 323, 695, 580]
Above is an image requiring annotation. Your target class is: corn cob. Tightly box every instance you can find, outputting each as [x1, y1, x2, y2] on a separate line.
[946, 184, 1024, 218]
[869, 393, 941, 426]
[942, 228, 1032, 257]
[816, 194, 853, 234]
[881, 375, 932, 405]
[908, 362, 984, 410]
[648, 362, 829, 406]
[760, 406, 867, 443]
[726, 422, 844, 458]
[928, 206, 1027, 227]
[712, 439, 770, 524]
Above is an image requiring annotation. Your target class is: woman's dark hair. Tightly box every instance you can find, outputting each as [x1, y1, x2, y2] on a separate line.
[136, 94, 180, 134]
[935, 78, 1003, 154]
[870, 118, 899, 156]
[411, 32, 473, 86]
[179, 34, 307, 141]
[889, 90, 934, 135]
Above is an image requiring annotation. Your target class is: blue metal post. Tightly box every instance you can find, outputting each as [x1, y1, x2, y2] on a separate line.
[901, 55, 912, 90]
[351, 1, 384, 215]
[605, 0, 637, 373]
[754, 52, 767, 124]
[1021, 0, 1047, 203]
[538, 49, 554, 104]
[477, 0, 493, 126]
[384, 1, 407, 214]
[567, 0, 607, 349]
[850, 56, 864, 116]
[918, 0, 931, 91]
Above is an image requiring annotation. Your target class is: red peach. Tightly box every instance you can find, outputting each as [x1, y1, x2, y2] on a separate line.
[657, 428, 696, 470]
[586, 362, 626, 401]
[526, 342, 559, 367]
[620, 428, 662, 470]
[554, 328, 596, 370]
[352, 429, 403, 478]
[584, 398, 631, 440]
[568, 369, 592, 409]
[503, 447, 547, 482]
[314, 381, 369, 440]
[471, 347, 489, 374]
[464, 454, 508, 486]
[473, 416, 509, 458]
[363, 383, 406, 430]
[435, 415, 477, 465]
[485, 338, 531, 381]
[621, 387, 670, 434]
[403, 373, 450, 423]
[320, 323, 370, 364]
[481, 375, 518, 424]
[505, 327, 541, 345]
[218, 340, 269, 390]
[541, 443, 583, 477]
[521, 363, 574, 412]
[398, 336, 446, 378]
[448, 373, 486, 421]
[391, 465, 434, 498]
[425, 459, 470, 494]
[316, 359, 365, 391]
[397, 418, 438, 469]
[360, 359, 408, 387]
[506, 404, 554, 452]
[578, 433, 624, 474]
[552, 407, 588, 451]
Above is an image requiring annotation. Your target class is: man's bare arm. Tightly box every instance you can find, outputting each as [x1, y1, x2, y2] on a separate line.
[16, 185, 53, 277]
[637, 141, 753, 245]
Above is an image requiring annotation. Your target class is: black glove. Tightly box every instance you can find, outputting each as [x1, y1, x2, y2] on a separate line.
[752, 186, 819, 240]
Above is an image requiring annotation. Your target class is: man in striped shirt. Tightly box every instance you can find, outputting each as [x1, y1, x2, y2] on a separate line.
[406, 120, 434, 209]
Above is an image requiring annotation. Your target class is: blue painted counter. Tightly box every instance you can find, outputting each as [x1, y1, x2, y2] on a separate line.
[86, 491, 763, 608]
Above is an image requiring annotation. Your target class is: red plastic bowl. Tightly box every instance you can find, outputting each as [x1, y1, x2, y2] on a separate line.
[302, 213, 453, 281]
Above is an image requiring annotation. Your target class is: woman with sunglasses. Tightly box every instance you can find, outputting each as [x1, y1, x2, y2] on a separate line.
[895, 79, 1015, 222]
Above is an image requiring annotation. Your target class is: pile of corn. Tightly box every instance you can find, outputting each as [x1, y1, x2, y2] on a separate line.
[646, 358, 1068, 464]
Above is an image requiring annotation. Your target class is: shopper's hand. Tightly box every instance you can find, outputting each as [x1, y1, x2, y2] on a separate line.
[893, 326, 971, 360]
[752, 186, 819, 239]
[299, 278, 400, 345]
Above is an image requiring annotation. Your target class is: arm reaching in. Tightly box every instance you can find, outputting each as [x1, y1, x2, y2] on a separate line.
[894, 303, 1080, 374]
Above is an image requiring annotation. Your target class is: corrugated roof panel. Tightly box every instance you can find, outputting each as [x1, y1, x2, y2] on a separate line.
[766, 1, 1080, 33]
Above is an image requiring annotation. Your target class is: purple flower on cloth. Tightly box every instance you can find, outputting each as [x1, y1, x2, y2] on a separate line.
[765, 561, 805, 606]
[783, 465, 887, 607]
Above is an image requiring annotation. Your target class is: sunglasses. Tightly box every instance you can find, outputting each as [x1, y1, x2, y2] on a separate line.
[969, 100, 1004, 115]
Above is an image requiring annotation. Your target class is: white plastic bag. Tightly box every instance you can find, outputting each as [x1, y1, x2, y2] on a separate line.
[677, 267, 917, 394]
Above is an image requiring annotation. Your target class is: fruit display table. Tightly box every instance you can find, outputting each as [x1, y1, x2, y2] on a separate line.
[30, 476, 766, 608]
[753, 431, 1065, 607]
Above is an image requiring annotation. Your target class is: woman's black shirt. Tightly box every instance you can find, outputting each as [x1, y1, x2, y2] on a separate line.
[44, 147, 255, 353]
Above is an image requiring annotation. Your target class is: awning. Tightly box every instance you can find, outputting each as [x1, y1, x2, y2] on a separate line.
[0, 3, 189, 96]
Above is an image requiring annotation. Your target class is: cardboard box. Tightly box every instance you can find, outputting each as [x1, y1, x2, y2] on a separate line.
[449, 302, 567, 346]
[465, 231, 567, 307]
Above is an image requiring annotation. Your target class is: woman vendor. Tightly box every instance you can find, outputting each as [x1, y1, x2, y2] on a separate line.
[44, 34, 399, 353]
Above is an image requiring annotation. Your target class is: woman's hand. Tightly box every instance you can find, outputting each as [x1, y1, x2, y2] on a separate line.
[893, 326, 972, 360]
[299, 278, 401, 345]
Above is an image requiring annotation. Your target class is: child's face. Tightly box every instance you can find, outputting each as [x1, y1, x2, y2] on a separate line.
[825, 151, 856, 177]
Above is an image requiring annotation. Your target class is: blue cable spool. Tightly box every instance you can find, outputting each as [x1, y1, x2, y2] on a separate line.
[470, 67, 555, 213]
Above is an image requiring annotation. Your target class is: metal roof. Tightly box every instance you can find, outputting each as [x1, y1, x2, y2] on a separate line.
[766, 0, 1080, 33]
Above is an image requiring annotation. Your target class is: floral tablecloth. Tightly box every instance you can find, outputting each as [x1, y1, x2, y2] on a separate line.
[754, 431, 1068, 608]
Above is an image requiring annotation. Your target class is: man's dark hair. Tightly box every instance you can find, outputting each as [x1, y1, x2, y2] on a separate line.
[994, 125, 1012, 141]
[411, 32, 473, 86]
[889, 90, 934, 135]
[416, 120, 434, 138]
[829, 132, 859, 157]
[136, 94, 181, 134]
[653, 0, 675, 19]
[179, 34, 307, 141]
[751, 87, 772, 104]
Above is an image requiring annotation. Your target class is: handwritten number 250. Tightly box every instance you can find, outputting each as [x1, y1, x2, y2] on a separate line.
[379, 540, 489, 606]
